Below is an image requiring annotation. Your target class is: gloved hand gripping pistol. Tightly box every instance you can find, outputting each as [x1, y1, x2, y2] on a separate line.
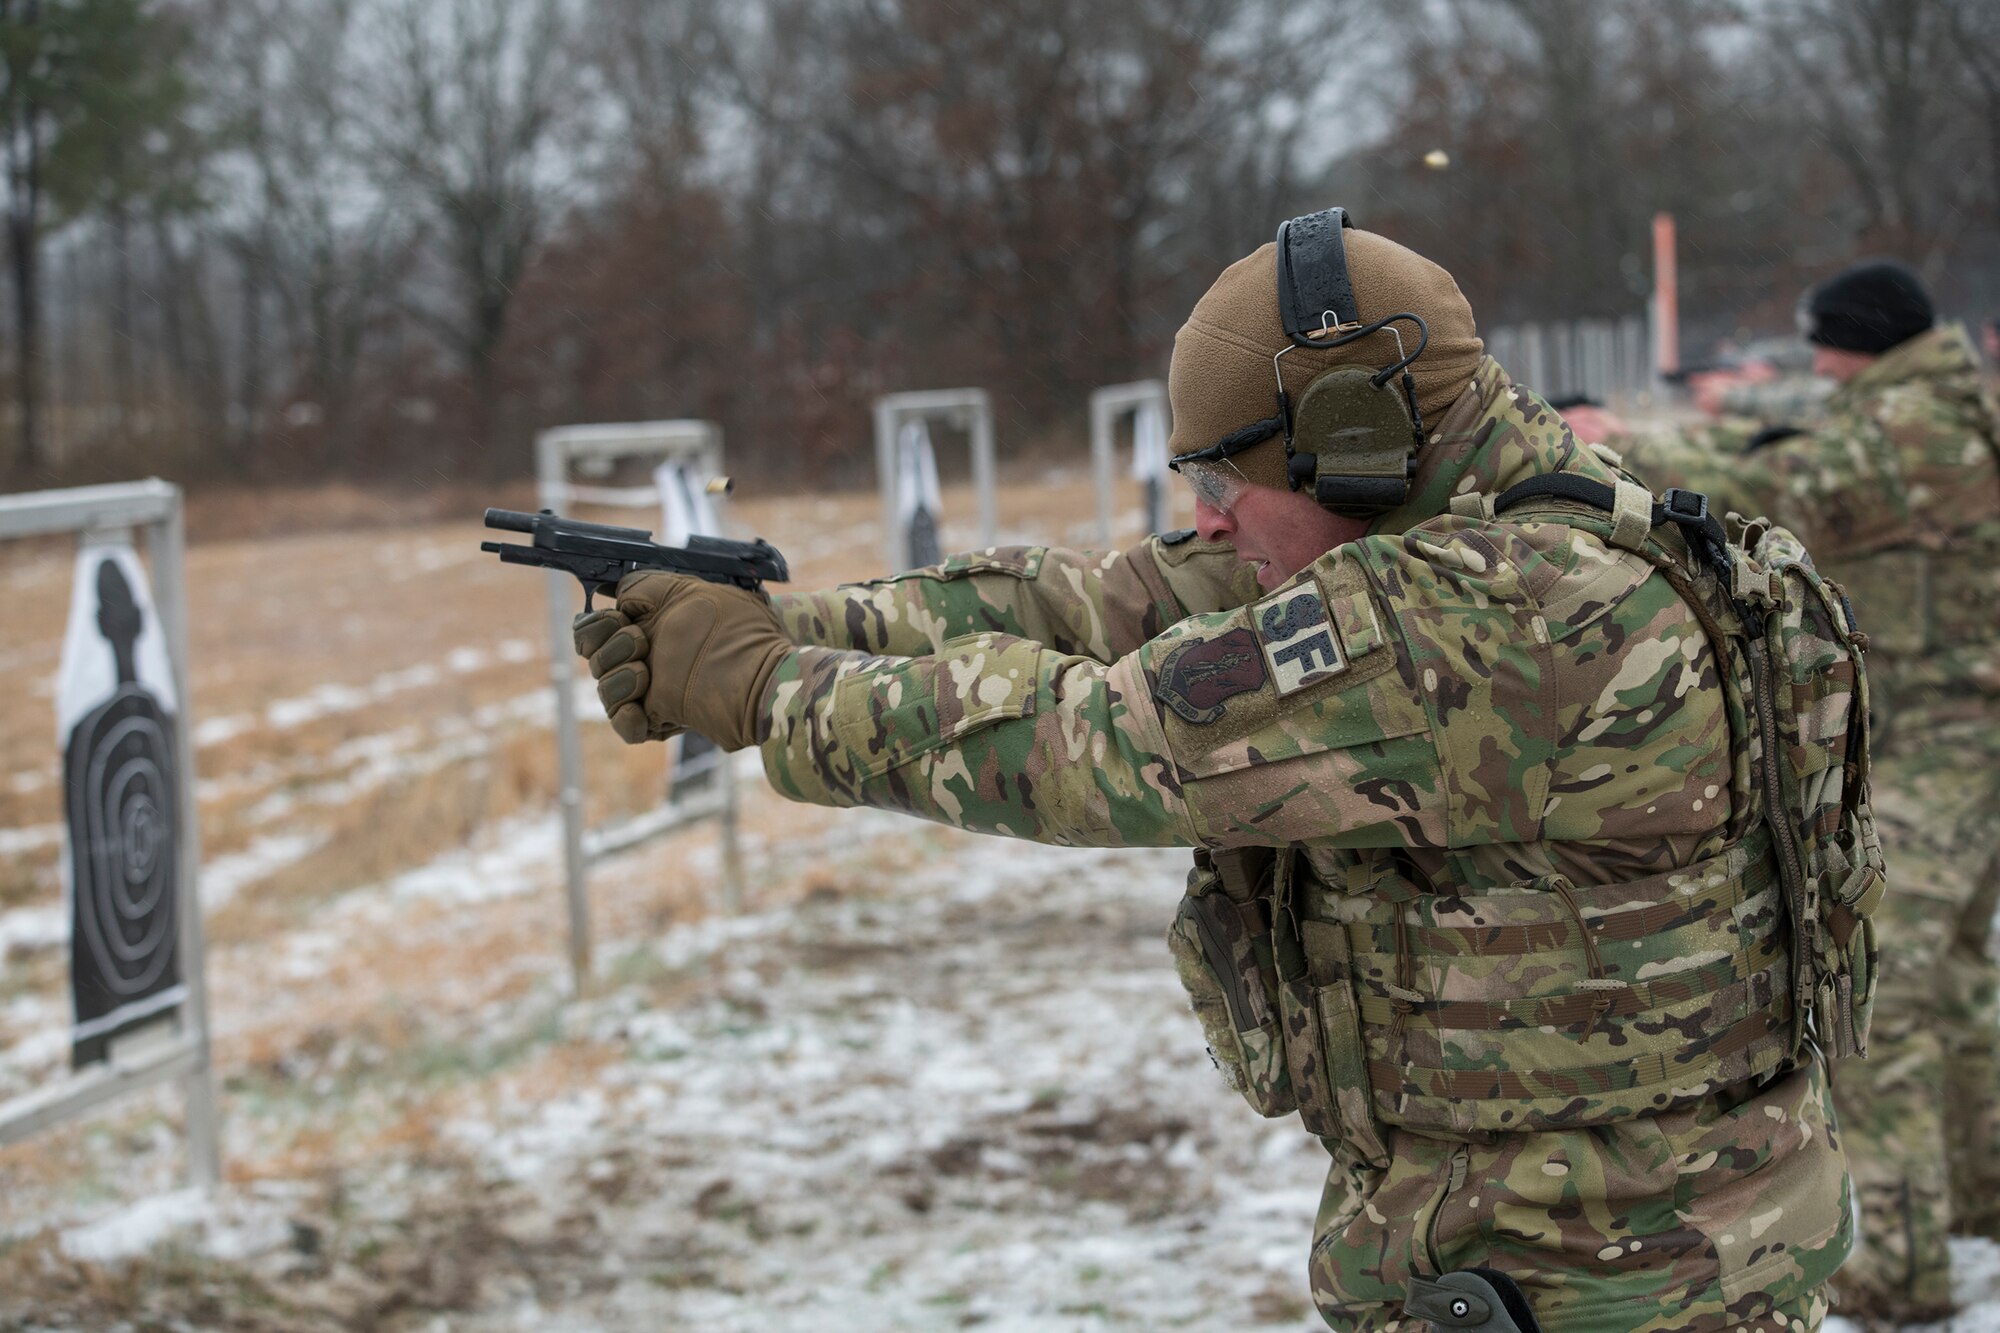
[479, 508, 790, 608]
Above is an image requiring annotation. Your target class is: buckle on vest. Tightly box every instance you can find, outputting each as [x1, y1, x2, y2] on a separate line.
[1731, 559, 1779, 609]
[1661, 488, 1708, 523]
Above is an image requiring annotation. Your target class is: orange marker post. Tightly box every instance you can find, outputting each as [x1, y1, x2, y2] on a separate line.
[1652, 213, 1679, 378]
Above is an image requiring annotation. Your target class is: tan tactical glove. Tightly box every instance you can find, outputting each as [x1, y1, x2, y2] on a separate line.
[572, 571, 793, 749]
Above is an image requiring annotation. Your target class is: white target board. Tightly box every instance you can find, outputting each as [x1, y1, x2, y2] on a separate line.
[893, 419, 944, 569]
[872, 389, 996, 573]
[1089, 379, 1173, 546]
[0, 480, 219, 1188]
[536, 421, 744, 991]
[59, 540, 186, 1066]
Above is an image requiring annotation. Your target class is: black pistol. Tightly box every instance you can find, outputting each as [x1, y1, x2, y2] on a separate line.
[480, 508, 790, 610]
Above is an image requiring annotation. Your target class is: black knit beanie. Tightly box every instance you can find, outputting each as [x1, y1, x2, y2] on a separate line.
[1798, 260, 1934, 354]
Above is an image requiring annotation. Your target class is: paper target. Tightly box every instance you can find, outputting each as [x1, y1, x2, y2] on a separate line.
[59, 548, 185, 1067]
[896, 419, 943, 569]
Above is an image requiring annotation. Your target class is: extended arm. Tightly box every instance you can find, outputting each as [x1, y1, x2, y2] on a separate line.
[758, 551, 1440, 850]
[770, 534, 1258, 663]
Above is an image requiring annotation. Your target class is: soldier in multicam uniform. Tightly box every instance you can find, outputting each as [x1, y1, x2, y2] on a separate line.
[571, 216, 1858, 1331]
[1612, 260, 2000, 1327]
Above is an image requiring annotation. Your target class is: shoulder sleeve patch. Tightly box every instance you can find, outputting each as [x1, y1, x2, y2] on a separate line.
[1153, 557, 1415, 776]
[1251, 585, 1345, 694]
[1155, 627, 1267, 724]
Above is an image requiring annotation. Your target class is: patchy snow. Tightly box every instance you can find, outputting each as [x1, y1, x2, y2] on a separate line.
[200, 831, 327, 909]
[406, 831, 1335, 1331]
[388, 812, 559, 905]
[0, 822, 62, 856]
[192, 637, 539, 745]
[58, 1188, 211, 1263]
[0, 1017, 67, 1090]
[0, 903, 66, 959]
[1827, 1245, 2000, 1333]
[55, 1185, 298, 1268]
[1946, 1238, 2000, 1329]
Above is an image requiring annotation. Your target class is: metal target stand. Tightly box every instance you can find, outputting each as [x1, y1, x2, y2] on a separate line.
[872, 389, 997, 572]
[0, 480, 219, 1188]
[1089, 379, 1172, 546]
[536, 421, 744, 991]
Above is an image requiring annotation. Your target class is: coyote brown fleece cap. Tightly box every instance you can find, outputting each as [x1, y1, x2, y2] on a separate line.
[1168, 228, 1484, 490]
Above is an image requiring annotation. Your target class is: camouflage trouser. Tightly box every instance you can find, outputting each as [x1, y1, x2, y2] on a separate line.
[1830, 736, 2000, 1326]
[1312, 1287, 1831, 1332]
[1306, 1065, 1850, 1332]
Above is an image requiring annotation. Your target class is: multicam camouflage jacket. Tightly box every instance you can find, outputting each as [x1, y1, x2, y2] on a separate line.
[1619, 324, 2000, 742]
[766, 358, 1852, 1330]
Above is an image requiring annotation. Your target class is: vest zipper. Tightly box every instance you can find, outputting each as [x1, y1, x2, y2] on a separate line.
[1188, 894, 1258, 1036]
[1748, 634, 1820, 1043]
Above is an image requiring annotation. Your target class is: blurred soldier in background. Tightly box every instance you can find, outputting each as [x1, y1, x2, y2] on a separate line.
[1700, 368, 1834, 425]
[1605, 260, 2000, 1326]
[571, 215, 1862, 1330]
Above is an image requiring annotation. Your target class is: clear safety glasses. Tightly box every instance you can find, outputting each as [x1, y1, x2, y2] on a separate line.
[1173, 454, 1252, 514]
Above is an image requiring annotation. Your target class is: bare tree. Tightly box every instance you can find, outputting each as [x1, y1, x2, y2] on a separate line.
[1, 0, 50, 474]
[363, 0, 585, 472]
[1756, 0, 1980, 265]
[1940, 0, 2000, 232]
[211, 0, 419, 473]
[700, 0, 1362, 435]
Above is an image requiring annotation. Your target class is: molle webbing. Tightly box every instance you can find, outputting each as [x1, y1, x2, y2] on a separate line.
[1335, 831, 1795, 1134]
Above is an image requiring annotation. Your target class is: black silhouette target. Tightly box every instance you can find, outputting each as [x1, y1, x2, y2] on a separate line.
[903, 504, 941, 570]
[64, 557, 181, 1068]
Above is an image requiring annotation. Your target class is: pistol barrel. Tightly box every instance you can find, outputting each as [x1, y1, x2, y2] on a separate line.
[484, 508, 539, 533]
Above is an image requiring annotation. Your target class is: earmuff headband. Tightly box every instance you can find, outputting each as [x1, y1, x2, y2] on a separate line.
[1276, 208, 1360, 343]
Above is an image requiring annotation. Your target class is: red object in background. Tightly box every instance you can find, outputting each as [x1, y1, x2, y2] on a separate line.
[1653, 213, 1679, 378]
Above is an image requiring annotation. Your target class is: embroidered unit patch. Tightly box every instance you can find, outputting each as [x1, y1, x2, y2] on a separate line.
[1253, 585, 1346, 695]
[1154, 627, 1267, 724]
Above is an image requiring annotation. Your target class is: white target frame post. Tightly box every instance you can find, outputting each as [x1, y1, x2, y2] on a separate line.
[1089, 379, 1171, 546]
[0, 480, 219, 1188]
[872, 389, 997, 572]
[537, 421, 744, 992]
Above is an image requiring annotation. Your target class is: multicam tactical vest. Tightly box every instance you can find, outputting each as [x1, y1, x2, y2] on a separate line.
[1169, 477, 1884, 1163]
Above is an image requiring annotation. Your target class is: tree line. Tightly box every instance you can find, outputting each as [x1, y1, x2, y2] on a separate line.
[1, 0, 1993, 490]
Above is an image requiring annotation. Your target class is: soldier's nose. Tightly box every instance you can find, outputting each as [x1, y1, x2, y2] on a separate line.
[1193, 496, 1234, 544]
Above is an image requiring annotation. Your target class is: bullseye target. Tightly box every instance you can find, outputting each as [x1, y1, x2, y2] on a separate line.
[58, 550, 185, 1067]
[73, 711, 179, 990]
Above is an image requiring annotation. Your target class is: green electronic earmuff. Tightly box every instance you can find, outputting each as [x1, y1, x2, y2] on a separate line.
[1283, 364, 1426, 515]
[1273, 207, 1430, 519]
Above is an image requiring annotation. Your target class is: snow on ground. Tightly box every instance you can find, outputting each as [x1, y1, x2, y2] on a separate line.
[15, 791, 1999, 1330]
[2, 800, 1335, 1330]
[193, 638, 538, 747]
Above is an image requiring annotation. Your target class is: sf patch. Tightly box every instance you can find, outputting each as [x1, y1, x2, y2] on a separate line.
[1253, 585, 1345, 695]
[1154, 627, 1266, 724]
